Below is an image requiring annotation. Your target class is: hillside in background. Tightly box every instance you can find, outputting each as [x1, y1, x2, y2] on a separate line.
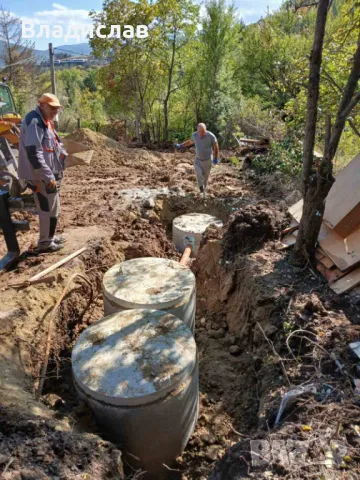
[0, 41, 91, 66]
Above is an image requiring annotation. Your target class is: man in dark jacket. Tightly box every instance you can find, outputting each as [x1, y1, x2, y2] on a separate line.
[18, 93, 67, 253]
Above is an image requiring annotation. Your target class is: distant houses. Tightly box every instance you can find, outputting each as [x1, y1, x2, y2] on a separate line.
[53, 57, 88, 66]
[42, 56, 109, 68]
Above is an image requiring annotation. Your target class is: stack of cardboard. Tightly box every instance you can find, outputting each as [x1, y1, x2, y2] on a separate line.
[285, 152, 360, 294]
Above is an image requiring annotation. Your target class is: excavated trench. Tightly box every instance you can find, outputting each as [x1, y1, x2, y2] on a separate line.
[31, 195, 291, 480]
[3, 130, 359, 479]
[0, 179, 304, 479]
[5, 189, 356, 480]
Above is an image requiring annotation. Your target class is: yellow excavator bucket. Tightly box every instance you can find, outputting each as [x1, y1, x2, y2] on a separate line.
[2, 113, 21, 124]
[0, 121, 20, 145]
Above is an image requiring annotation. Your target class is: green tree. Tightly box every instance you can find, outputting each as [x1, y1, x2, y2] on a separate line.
[293, 0, 360, 265]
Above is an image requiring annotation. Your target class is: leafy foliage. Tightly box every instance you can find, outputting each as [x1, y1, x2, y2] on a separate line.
[4, 0, 360, 156]
[252, 138, 303, 176]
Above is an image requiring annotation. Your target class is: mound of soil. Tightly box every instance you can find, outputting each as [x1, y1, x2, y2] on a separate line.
[111, 217, 180, 260]
[65, 128, 173, 172]
[0, 406, 124, 480]
[66, 128, 125, 152]
[223, 202, 287, 257]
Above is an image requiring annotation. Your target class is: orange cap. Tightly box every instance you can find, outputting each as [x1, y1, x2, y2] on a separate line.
[38, 93, 62, 108]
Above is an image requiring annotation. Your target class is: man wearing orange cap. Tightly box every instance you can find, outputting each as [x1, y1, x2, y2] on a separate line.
[18, 93, 67, 253]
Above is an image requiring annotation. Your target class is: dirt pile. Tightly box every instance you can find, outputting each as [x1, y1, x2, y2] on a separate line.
[65, 128, 173, 173]
[66, 128, 125, 152]
[223, 202, 287, 258]
[0, 405, 124, 480]
[111, 215, 180, 260]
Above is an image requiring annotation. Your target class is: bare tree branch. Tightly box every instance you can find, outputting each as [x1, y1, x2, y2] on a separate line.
[348, 118, 360, 138]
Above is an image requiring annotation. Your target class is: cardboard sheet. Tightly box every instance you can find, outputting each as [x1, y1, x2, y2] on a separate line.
[319, 225, 360, 271]
[323, 153, 360, 234]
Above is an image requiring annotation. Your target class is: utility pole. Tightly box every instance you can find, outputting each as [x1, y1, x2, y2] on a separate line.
[48, 43, 59, 129]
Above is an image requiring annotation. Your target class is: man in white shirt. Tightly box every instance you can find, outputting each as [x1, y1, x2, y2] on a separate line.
[176, 123, 219, 195]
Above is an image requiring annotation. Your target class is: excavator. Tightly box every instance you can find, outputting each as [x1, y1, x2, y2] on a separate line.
[0, 79, 24, 197]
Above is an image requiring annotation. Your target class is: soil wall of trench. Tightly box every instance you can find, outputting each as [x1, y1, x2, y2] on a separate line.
[0, 195, 288, 479]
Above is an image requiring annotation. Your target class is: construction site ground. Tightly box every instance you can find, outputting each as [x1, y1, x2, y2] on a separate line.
[0, 128, 360, 480]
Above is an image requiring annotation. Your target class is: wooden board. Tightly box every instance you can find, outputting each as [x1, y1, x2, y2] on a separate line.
[319, 225, 360, 271]
[61, 138, 94, 167]
[279, 234, 297, 249]
[316, 263, 346, 284]
[316, 251, 335, 269]
[288, 199, 303, 223]
[330, 268, 360, 294]
[66, 150, 94, 168]
[315, 250, 325, 261]
[323, 153, 360, 233]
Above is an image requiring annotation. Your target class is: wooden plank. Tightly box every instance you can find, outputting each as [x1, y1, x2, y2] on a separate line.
[66, 150, 94, 168]
[29, 247, 87, 282]
[319, 225, 360, 271]
[316, 263, 346, 284]
[319, 254, 335, 269]
[315, 250, 325, 261]
[9, 275, 56, 289]
[282, 225, 299, 236]
[279, 234, 297, 250]
[323, 152, 360, 233]
[288, 199, 303, 223]
[330, 268, 360, 294]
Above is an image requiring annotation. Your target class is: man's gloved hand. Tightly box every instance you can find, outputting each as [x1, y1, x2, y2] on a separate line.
[213, 158, 219, 165]
[46, 179, 58, 194]
[175, 143, 182, 150]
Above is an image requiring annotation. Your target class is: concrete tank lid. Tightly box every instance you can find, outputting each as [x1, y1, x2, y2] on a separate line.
[103, 257, 195, 309]
[72, 309, 197, 406]
[173, 213, 223, 234]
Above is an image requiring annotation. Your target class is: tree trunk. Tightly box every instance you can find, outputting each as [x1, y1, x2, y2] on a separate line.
[293, 37, 360, 266]
[134, 93, 141, 142]
[163, 99, 169, 141]
[292, 0, 330, 265]
[163, 23, 177, 141]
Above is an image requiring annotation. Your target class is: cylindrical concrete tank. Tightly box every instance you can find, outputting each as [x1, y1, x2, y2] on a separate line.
[173, 213, 223, 257]
[72, 309, 199, 473]
[103, 257, 196, 332]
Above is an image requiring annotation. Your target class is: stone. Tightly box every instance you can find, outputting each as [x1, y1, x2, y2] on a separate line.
[250, 440, 271, 467]
[200, 317, 206, 326]
[224, 334, 236, 346]
[200, 433, 216, 445]
[229, 345, 241, 355]
[210, 328, 226, 339]
[143, 198, 155, 209]
[205, 445, 221, 462]
[148, 213, 160, 224]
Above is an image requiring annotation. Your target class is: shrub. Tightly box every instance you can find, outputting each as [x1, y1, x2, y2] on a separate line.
[252, 138, 303, 176]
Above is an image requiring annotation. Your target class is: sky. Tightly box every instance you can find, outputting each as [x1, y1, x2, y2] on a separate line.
[4, 0, 283, 50]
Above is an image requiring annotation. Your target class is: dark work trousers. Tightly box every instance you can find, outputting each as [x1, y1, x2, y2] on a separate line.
[26, 180, 60, 248]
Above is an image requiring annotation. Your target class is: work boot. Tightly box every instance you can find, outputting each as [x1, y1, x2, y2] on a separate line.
[38, 242, 64, 254]
[54, 235, 67, 245]
[200, 186, 206, 198]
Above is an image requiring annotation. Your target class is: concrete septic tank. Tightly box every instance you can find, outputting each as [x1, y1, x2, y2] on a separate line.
[173, 213, 223, 257]
[72, 309, 199, 474]
[103, 257, 196, 332]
